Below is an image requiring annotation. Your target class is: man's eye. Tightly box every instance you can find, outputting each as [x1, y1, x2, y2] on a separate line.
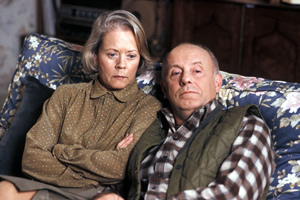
[171, 71, 181, 76]
[195, 70, 202, 73]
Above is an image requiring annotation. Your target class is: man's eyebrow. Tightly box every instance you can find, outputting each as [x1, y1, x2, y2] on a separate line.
[168, 64, 181, 68]
[167, 62, 203, 69]
[192, 61, 203, 65]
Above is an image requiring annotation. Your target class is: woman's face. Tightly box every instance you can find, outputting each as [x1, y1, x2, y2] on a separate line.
[95, 28, 140, 90]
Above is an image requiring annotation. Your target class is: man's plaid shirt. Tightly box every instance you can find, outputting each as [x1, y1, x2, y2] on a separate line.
[140, 100, 276, 200]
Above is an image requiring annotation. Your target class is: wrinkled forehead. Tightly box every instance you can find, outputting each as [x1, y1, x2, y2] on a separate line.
[165, 45, 213, 70]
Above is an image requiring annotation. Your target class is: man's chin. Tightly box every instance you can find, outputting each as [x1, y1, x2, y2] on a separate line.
[177, 102, 203, 111]
[180, 92, 199, 98]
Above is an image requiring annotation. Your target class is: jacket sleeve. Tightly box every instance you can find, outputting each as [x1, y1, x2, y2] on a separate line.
[22, 86, 98, 187]
[49, 96, 162, 185]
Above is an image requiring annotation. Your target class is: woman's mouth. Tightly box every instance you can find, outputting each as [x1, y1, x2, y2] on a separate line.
[113, 75, 126, 79]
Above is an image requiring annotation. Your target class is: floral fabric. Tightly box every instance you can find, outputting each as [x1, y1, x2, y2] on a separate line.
[0, 33, 96, 138]
[0, 33, 300, 199]
[218, 72, 300, 200]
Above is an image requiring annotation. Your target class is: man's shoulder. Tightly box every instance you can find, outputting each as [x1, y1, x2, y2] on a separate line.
[138, 119, 167, 144]
[225, 104, 262, 118]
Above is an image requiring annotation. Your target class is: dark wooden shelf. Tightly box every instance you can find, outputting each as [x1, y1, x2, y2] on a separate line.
[170, 0, 300, 82]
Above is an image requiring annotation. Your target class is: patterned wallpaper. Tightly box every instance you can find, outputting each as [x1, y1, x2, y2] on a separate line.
[0, 0, 37, 105]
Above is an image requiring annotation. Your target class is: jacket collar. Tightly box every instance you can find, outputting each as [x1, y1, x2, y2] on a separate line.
[90, 78, 139, 103]
[160, 99, 219, 131]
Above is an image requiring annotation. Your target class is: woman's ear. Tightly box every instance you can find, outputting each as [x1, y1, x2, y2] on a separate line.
[138, 57, 143, 68]
[94, 54, 98, 66]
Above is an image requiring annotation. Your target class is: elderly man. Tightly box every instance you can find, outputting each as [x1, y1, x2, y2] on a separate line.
[96, 43, 276, 200]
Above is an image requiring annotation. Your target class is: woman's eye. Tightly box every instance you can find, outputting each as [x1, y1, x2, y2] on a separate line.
[108, 53, 117, 58]
[128, 54, 136, 59]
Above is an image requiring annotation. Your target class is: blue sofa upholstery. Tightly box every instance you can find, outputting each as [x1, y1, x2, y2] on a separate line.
[0, 33, 299, 199]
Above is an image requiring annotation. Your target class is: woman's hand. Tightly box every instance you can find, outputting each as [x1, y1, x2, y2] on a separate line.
[93, 192, 124, 200]
[117, 133, 134, 148]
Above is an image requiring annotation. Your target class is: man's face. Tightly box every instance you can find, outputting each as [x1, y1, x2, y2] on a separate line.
[162, 44, 222, 116]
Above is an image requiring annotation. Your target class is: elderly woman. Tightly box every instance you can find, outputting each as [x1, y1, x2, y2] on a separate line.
[0, 10, 161, 200]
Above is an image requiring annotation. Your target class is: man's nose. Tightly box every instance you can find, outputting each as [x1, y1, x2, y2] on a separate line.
[180, 72, 191, 86]
[116, 55, 126, 69]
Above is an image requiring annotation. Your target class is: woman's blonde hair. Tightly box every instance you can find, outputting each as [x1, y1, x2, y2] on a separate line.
[81, 10, 152, 75]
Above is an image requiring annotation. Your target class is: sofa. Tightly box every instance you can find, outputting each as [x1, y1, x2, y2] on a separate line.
[0, 33, 299, 199]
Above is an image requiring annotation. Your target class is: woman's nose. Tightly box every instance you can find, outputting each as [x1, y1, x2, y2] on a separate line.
[116, 55, 126, 69]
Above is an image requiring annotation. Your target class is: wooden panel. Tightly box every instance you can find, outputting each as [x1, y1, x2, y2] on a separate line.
[171, 0, 242, 73]
[242, 7, 300, 82]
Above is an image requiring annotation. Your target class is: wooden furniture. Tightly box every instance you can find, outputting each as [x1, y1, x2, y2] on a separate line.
[56, 0, 122, 44]
[170, 0, 300, 82]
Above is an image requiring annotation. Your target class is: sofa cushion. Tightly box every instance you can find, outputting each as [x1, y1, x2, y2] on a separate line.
[218, 72, 300, 199]
[0, 33, 300, 199]
[0, 76, 54, 176]
[0, 33, 96, 138]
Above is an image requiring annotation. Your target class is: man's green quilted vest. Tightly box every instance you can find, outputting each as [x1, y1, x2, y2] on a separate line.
[126, 105, 265, 200]
[167, 104, 262, 197]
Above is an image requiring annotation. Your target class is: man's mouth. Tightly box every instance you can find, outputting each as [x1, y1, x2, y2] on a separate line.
[180, 91, 197, 96]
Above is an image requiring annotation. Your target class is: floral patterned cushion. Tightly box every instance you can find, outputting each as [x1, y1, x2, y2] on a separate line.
[217, 72, 300, 200]
[0, 33, 96, 138]
[0, 33, 300, 199]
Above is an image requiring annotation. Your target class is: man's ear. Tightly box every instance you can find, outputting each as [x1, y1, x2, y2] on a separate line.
[160, 80, 168, 99]
[215, 73, 223, 93]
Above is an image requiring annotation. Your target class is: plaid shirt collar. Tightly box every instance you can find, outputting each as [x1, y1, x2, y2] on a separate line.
[160, 99, 219, 134]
